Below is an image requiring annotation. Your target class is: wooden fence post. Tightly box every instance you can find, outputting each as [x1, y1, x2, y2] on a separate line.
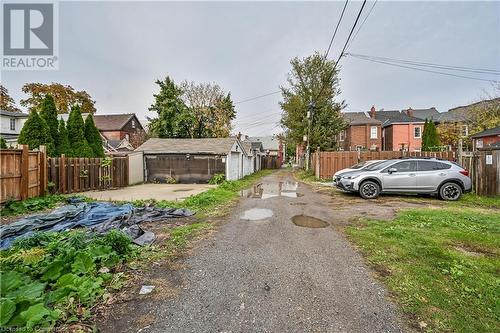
[39, 145, 47, 196]
[20, 145, 29, 200]
[59, 154, 66, 194]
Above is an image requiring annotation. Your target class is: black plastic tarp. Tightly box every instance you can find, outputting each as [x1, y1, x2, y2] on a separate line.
[0, 200, 194, 249]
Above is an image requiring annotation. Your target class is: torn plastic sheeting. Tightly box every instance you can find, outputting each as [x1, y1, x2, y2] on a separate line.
[0, 201, 195, 249]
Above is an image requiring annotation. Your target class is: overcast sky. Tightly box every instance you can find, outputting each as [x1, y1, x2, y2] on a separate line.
[2, 1, 499, 136]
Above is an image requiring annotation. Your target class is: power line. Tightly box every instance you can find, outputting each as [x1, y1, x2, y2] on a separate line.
[233, 0, 350, 106]
[348, 53, 500, 75]
[234, 91, 281, 104]
[345, 0, 378, 50]
[314, 0, 368, 102]
[325, 0, 349, 59]
[348, 55, 499, 83]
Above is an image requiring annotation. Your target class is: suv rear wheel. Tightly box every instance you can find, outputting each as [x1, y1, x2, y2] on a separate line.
[359, 180, 380, 199]
[439, 182, 462, 201]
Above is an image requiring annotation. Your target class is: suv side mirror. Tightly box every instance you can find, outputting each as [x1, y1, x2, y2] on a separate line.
[388, 168, 398, 174]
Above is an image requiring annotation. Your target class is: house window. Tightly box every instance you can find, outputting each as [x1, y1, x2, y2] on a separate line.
[476, 139, 483, 149]
[131, 120, 136, 129]
[9, 118, 15, 131]
[414, 126, 422, 138]
[339, 130, 345, 142]
[461, 125, 468, 137]
[370, 126, 377, 139]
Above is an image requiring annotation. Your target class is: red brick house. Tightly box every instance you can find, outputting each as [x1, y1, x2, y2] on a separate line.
[339, 111, 382, 151]
[470, 126, 500, 150]
[371, 106, 425, 152]
[93, 114, 146, 148]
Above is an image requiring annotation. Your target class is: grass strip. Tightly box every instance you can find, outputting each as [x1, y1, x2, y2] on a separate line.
[347, 207, 500, 333]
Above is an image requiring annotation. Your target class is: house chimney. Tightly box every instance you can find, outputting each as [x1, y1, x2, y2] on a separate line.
[407, 107, 414, 117]
[237, 132, 242, 140]
[369, 105, 376, 118]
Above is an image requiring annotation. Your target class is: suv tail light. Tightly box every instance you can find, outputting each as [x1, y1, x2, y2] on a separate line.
[459, 170, 469, 177]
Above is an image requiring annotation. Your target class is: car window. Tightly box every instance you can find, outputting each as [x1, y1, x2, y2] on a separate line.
[365, 160, 393, 171]
[417, 161, 452, 171]
[384, 161, 416, 172]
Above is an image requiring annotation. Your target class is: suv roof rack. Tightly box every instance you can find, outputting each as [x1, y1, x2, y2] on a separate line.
[398, 156, 436, 160]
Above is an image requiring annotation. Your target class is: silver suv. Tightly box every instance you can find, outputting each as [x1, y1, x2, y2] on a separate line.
[336, 158, 472, 200]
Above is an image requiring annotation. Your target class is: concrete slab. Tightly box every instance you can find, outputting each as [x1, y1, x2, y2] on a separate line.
[79, 183, 216, 202]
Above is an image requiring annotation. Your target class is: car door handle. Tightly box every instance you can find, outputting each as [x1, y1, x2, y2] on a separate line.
[408, 173, 416, 177]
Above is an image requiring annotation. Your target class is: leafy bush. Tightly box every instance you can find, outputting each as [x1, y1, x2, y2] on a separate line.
[1, 195, 67, 216]
[208, 173, 225, 185]
[0, 230, 135, 330]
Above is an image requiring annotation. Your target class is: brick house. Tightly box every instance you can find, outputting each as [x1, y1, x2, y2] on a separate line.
[339, 111, 382, 151]
[93, 114, 146, 148]
[371, 106, 425, 152]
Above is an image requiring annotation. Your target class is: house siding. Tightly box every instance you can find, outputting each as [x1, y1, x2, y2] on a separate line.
[386, 124, 423, 151]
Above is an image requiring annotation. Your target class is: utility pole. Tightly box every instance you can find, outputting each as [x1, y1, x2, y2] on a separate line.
[305, 100, 315, 171]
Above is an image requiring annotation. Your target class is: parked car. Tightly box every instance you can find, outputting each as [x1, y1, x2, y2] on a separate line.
[333, 160, 383, 181]
[336, 158, 471, 201]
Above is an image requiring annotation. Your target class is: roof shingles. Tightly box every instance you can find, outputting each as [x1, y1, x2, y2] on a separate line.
[136, 137, 240, 155]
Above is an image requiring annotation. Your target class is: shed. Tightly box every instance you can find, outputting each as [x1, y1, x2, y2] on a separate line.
[135, 137, 247, 183]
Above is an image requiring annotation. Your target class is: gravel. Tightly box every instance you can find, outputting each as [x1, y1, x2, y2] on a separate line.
[140, 172, 407, 333]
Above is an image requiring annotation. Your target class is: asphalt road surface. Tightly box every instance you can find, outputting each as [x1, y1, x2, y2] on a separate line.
[141, 171, 407, 333]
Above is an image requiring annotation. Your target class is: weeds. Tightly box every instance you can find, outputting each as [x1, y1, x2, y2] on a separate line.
[347, 207, 500, 332]
[1, 195, 67, 217]
[0, 230, 136, 331]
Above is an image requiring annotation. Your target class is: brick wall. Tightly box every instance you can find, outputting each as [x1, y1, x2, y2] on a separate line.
[343, 124, 382, 151]
[385, 124, 423, 151]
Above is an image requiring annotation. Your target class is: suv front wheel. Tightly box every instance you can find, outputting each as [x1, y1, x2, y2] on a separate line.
[439, 182, 462, 201]
[359, 180, 380, 199]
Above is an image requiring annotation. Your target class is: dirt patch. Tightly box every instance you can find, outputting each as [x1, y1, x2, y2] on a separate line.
[452, 244, 496, 257]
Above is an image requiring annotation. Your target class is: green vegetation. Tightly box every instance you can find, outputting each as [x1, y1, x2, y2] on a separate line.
[422, 119, 441, 151]
[38, 95, 59, 157]
[454, 193, 500, 209]
[0, 136, 7, 149]
[55, 119, 72, 156]
[208, 173, 225, 185]
[1, 195, 67, 216]
[84, 115, 105, 158]
[154, 169, 274, 215]
[167, 223, 210, 250]
[347, 207, 500, 333]
[0, 230, 135, 331]
[17, 110, 55, 155]
[67, 105, 93, 157]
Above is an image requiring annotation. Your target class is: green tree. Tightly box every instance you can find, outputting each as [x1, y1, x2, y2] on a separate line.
[17, 111, 55, 154]
[0, 136, 7, 149]
[55, 119, 72, 156]
[38, 94, 59, 156]
[426, 121, 441, 150]
[148, 77, 194, 138]
[280, 52, 345, 150]
[421, 119, 429, 151]
[84, 115, 105, 157]
[67, 105, 93, 157]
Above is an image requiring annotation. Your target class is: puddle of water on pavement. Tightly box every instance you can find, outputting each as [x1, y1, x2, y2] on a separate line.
[291, 215, 329, 228]
[240, 181, 301, 199]
[240, 208, 274, 221]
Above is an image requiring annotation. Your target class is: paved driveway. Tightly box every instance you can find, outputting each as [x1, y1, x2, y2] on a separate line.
[79, 183, 215, 202]
[101, 171, 410, 332]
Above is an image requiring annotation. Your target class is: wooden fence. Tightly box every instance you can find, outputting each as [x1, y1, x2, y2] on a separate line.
[0, 145, 129, 203]
[261, 156, 280, 169]
[460, 150, 499, 196]
[0, 145, 47, 203]
[47, 156, 128, 195]
[312, 150, 455, 179]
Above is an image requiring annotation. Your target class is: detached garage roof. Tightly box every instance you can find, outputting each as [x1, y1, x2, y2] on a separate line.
[136, 137, 240, 155]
